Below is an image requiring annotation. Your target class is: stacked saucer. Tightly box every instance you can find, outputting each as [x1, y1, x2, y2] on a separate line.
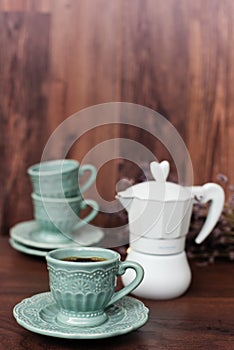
[9, 159, 103, 256]
[9, 220, 104, 257]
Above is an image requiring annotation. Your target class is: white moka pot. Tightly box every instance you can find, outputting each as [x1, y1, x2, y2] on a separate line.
[116, 161, 224, 299]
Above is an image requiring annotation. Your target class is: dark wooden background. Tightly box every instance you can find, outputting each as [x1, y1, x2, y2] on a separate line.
[1, 0, 234, 235]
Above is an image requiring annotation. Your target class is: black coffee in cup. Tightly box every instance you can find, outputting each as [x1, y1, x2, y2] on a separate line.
[61, 256, 107, 263]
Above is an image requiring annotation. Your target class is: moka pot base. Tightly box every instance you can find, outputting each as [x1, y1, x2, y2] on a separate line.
[121, 248, 192, 300]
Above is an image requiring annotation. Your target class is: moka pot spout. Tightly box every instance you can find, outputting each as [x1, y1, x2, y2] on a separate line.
[115, 190, 134, 213]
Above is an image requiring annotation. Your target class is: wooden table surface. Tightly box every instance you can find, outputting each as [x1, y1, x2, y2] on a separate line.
[0, 237, 233, 350]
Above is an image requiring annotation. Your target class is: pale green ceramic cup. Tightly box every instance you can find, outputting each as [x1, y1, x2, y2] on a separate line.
[46, 247, 144, 327]
[32, 193, 98, 243]
[28, 159, 97, 198]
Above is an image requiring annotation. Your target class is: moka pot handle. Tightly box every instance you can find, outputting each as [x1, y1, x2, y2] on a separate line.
[192, 183, 224, 244]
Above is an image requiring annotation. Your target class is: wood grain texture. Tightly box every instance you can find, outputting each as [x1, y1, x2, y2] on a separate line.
[1, 0, 234, 234]
[120, 0, 234, 187]
[119, 0, 191, 183]
[46, 0, 122, 218]
[186, 0, 234, 186]
[0, 12, 50, 234]
[0, 0, 51, 13]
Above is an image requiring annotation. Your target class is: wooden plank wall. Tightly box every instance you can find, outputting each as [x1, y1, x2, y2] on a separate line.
[1, 0, 234, 234]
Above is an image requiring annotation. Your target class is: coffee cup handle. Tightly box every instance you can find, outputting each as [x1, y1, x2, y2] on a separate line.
[106, 261, 144, 307]
[73, 199, 99, 230]
[79, 165, 97, 194]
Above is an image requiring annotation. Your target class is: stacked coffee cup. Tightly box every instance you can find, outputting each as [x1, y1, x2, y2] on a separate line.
[27, 159, 99, 244]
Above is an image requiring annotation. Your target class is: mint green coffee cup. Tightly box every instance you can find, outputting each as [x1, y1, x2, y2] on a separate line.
[32, 193, 98, 243]
[28, 159, 96, 198]
[46, 247, 144, 327]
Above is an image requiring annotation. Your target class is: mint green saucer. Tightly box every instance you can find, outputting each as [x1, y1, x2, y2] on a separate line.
[13, 292, 149, 339]
[9, 238, 49, 257]
[10, 220, 104, 249]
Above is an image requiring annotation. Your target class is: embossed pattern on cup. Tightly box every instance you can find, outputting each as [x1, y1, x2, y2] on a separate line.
[46, 247, 144, 327]
[48, 265, 117, 313]
[28, 159, 97, 198]
[31, 194, 98, 238]
[28, 160, 80, 198]
[31, 193, 83, 233]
